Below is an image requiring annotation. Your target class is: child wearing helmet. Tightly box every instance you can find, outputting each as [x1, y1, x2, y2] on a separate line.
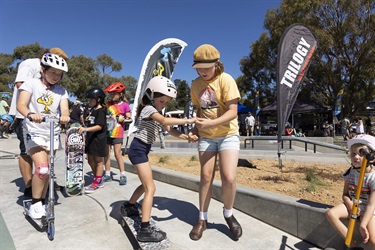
[16, 53, 70, 220]
[103, 82, 131, 185]
[0, 114, 14, 139]
[78, 87, 107, 193]
[326, 134, 375, 248]
[0, 94, 10, 116]
[123, 76, 196, 242]
[9, 47, 68, 199]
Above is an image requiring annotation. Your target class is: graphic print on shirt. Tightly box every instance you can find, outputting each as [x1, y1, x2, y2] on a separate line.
[88, 115, 96, 125]
[199, 87, 219, 120]
[107, 104, 124, 138]
[37, 93, 54, 114]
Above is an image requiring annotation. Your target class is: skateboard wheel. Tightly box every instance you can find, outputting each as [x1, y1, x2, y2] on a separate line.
[121, 219, 126, 227]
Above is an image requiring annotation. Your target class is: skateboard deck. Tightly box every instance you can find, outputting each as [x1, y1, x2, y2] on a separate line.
[120, 202, 170, 250]
[65, 127, 85, 196]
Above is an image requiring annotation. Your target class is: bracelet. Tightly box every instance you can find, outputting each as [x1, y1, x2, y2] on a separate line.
[26, 112, 35, 119]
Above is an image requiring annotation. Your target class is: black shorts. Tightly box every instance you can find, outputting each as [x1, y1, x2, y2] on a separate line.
[85, 135, 107, 157]
[128, 138, 151, 165]
[15, 118, 29, 156]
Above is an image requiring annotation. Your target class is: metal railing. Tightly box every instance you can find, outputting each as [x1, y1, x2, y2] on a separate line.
[244, 136, 347, 153]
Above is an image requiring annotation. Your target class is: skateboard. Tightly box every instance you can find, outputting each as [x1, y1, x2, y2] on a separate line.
[65, 126, 85, 196]
[120, 203, 170, 250]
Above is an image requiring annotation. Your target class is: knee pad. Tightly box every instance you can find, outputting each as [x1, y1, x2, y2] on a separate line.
[35, 162, 49, 179]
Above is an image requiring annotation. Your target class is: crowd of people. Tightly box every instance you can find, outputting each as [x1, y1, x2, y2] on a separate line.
[5, 44, 243, 243]
[3, 44, 375, 247]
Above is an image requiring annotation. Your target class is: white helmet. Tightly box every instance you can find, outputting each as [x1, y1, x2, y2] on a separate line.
[41, 53, 68, 72]
[144, 76, 177, 100]
[348, 134, 375, 151]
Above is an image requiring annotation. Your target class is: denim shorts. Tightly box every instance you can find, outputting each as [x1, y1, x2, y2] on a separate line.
[107, 137, 123, 145]
[128, 138, 151, 165]
[198, 134, 240, 152]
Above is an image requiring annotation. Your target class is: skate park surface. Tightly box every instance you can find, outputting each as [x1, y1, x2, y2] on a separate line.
[0, 134, 364, 250]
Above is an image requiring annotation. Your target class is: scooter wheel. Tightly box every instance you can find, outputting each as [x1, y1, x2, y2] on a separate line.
[48, 221, 55, 241]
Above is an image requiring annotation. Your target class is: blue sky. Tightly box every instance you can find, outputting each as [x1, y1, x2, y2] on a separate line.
[0, 0, 281, 85]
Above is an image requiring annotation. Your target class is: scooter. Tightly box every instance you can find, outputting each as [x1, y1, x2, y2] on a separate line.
[23, 116, 59, 241]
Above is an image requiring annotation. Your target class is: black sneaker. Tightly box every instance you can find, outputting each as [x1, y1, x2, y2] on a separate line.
[121, 201, 142, 217]
[137, 225, 166, 242]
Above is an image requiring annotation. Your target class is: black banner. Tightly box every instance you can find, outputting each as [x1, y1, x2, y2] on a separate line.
[277, 23, 318, 141]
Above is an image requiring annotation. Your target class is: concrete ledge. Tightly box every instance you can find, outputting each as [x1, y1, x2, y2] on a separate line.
[0, 212, 16, 250]
[120, 159, 353, 249]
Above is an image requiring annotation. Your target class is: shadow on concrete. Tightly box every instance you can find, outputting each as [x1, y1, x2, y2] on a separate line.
[109, 200, 139, 249]
[296, 199, 331, 209]
[152, 196, 237, 241]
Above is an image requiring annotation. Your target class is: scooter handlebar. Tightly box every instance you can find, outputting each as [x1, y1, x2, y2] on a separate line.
[28, 116, 60, 123]
[359, 148, 375, 161]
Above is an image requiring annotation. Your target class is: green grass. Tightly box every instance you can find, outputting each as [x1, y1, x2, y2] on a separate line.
[305, 169, 324, 192]
[158, 156, 170, 164]
[190, 155, 198, 161]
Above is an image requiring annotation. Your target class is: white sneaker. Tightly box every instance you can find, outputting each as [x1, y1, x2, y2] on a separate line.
[27, 201, 46, 219]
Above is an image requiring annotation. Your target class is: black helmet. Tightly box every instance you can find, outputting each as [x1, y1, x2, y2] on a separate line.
[86, 87, 105, 100]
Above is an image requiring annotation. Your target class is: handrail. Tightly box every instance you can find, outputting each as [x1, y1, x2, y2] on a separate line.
[244, 136, 347, 153]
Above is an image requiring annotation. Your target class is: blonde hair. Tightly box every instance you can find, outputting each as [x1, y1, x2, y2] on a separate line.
[215, 61, 224, 75]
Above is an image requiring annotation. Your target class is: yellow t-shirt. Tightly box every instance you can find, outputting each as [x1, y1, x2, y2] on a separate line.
[191, 72, 240, 138]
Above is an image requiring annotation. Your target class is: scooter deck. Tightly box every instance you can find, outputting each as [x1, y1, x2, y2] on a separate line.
[121, 215, 170, 250]
[23, 199, 47, 230]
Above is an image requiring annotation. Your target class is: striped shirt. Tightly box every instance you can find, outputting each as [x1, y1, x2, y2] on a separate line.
[134, 105, 161, 144]
[343, 167, 375, 213]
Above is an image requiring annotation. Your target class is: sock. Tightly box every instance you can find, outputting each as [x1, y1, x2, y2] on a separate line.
[32, 198, 43, 204]
[106, 171, 111, 176]
[141, 221, 150, 229]
[94, 176, 102, 184]
[199, 211, 207, 221]
[121, 171, 126, 176]
[223, 208, 233, 218]
[125, 202, 135, 207]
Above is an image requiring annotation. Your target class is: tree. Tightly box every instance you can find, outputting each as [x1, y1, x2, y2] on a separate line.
[0, 53, 16, 91]
[174, 79, 190, 109]
[96, 54, 122, 86]
[0, 44, 135, 102]
[61, 55, 99, 100]
[13, 42, 45, 61]
[240, 0, 375, 119]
